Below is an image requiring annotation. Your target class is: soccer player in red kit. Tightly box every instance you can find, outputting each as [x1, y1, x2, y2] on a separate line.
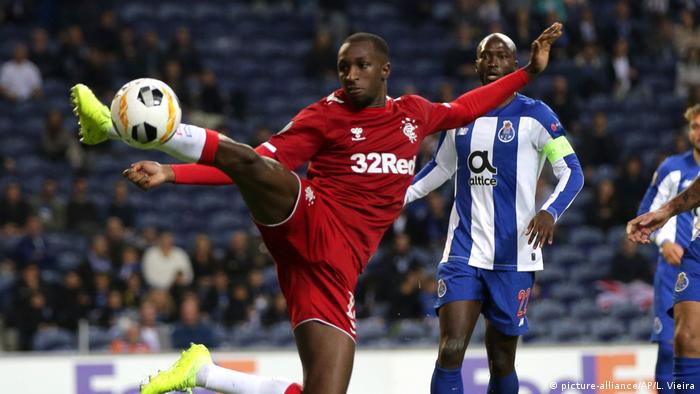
[72, 24, 562, 394]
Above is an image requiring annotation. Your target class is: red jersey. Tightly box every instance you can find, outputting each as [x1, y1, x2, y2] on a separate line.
[172, 69, 530, 271]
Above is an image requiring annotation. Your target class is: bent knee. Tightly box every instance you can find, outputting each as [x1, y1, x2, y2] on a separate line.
[675, 327, 700, 356]
[439, 336, 469, 368]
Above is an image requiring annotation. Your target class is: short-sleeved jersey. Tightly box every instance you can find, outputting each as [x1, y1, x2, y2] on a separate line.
[261, 89, 478, 269]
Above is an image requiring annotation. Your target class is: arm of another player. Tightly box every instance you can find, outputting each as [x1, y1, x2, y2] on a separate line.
[424, 23, 563, 133]
[628, 177, 700, 243]
[404, 130, 457, 205]
[637, 160, 684, 265]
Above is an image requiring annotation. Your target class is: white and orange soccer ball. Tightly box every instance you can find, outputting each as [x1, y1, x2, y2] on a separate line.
[110, 78, 181, 149]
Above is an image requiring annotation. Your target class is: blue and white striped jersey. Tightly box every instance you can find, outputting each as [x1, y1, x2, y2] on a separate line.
[637, 150, 700, 251]
[405, 94, 584, 271]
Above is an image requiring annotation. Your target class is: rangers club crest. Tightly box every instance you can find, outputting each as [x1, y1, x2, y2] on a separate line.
[401, 117, 418, 143]
[498, 120, 515, 143]
[305, 186, 315, 206]
[437, 279, 447, 298]
[675, 272, 689, 293]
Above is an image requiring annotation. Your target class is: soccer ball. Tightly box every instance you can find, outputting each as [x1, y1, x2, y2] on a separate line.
[110, 78, 181, 149]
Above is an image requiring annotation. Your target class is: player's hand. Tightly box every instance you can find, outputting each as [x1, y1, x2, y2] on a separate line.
[627, 207, 673, 244]
[525, 22, 563, 76]
[122, 161, 174, 191]
[660, 241, 684, 266]
[525, 210, 555, 248]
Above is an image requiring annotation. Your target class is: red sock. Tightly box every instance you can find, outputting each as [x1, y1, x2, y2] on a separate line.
[198, 129, 220, 164]
[284, 383, 303, 394]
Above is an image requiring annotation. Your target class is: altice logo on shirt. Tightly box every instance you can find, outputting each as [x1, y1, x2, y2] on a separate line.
[468, 150, 497, 186]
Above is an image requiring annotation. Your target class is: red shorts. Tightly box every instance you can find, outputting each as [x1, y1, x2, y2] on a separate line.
[255, 177, 360, 341]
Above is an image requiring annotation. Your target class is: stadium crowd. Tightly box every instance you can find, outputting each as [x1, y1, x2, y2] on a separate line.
[0, 0, 698, 351]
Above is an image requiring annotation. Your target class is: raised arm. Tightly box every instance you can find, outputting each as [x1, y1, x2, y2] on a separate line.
[425, 23, 563, 133]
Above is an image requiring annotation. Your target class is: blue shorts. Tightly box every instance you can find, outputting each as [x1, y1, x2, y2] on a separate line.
[673, 257, 700, 307]
[652, 260, 679, 343]
[435, 262, 535, 337]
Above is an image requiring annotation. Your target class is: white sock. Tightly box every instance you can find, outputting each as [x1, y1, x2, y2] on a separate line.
[154, 123, 208, 163]
[196, 364, 298, 394]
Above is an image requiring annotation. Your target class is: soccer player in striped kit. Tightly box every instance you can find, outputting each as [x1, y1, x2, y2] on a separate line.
[405, 33, 584, 394]
[636, 104, 700, 392]
[629, 105, 700, 394]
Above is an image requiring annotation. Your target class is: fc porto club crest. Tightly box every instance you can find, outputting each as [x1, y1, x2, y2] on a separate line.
[437, 279, 447, 298]
[497, 120, 515, 143]
[654, 317, 663, 335]
[675, 272, 689, 293]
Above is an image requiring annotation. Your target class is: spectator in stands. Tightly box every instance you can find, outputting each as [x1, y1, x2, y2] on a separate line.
[117, 245, 141, 283]
[304, 28, 336, 81]
[105, 217, 127, 266]
[161, 59, 191, 109]
[601, 0, 640, 51]
[0, 182, 31, 234]
[13, 215, 53, 269]
[676, 46, 700, 100]
[191, 233, 219, 288]
[110, 318, 151, 353]
[202, 269, 231, 322]
[387, 266, 425, 321]
[405, 191, 450, 248]
[142, 231, 193, 290]
[40, 109, 85, 169]
[107, 181, 135, 229]
[543, 75, 579, 132]
[122, 271, 144, 309]
[574, 43, 609, 97]
[647, 16, 676, 63]
[82, 234, 111, 275]
[55, 270, 91, 331]
[674, 9, 700, 56]
[145, 288, 176, 323]
[568, 6, 598, 52]
[262, 292, 288, 327]
[372, 233, 426, 306]
[93, 10, 120, 59]
[0, 42, 42, 101]
[90, 271, 112, 312]
[117, 26, 139, 79]
[608, 38, 638, 99]
[29, 28, 57, 78]
[171, 294, 218, 349]
[95, 286, 128, 328]
[138, 30, 164, 78]
[610, 238, 654, 284]
[81, 47, 113, 98]
[30, 177, 66, 232]
[615, 155, 648, 221]
[58, 25, 89, 83]
[17, 290, 56, 350]
[224, 281, 252, 326]
[167, 27, 202, 78]
[223, 230, 255, 276]
[443, 22, 478, 82]
[586, 178, 622, 231]
[190, 68, 226, 129]
[248, 125, 273, 147]
[66, 177, 100, 234]
[139, 300, 163, 351]
[10, 264, 49, 348]
[577, 111, 617, 169]
[399, 0, 434, 25]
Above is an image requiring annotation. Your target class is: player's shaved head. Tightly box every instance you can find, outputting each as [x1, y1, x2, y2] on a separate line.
[343, 32, 390, 63]
[477, 33, 517, 56]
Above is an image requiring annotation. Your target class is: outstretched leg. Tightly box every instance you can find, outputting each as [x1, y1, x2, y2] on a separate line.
[673, 300, 700, 393]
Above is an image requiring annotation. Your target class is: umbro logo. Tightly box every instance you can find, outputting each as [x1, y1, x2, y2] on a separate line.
[351, 127, 366, 141]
